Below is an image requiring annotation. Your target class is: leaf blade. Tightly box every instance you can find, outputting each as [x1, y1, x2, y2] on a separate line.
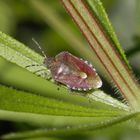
[0, 85, 126, 117]
[2, 112, 139, 140]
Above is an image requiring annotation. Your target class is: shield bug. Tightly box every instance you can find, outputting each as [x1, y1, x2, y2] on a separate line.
[32, 39, 102, 91]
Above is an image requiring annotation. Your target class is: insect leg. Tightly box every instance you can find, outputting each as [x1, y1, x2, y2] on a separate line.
[33, 68, 51, 79]
[25, 64, 42, 68]
[33, 68, 47, 74]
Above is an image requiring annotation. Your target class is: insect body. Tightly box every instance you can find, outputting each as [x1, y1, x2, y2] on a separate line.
[44, 51, 102, 91]
[31, 39, 102, 91]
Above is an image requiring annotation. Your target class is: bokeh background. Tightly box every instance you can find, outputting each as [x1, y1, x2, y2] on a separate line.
[0, 0, 140, 139]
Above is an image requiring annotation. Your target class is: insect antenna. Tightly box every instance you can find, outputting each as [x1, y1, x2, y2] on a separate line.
[25, 38, 47, 69]
[32, 38, 47, 58]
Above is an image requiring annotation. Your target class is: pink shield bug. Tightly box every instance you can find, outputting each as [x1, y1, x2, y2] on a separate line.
[32, 39, 102, 91]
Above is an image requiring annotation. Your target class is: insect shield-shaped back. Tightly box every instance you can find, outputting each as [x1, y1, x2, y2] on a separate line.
[44, 52, 102, 91]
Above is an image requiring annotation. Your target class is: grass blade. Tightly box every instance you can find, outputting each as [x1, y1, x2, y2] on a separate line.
[2, 112, 139, 139]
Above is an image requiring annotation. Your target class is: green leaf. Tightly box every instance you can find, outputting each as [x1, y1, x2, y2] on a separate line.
[2, 112, 140, 139]
[0, 85, 125, 117]
[0, 84, 131, 138]
[0, 31, 50, 77]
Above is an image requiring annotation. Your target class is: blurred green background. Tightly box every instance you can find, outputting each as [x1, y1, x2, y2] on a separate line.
[0, 0, 140, 139]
